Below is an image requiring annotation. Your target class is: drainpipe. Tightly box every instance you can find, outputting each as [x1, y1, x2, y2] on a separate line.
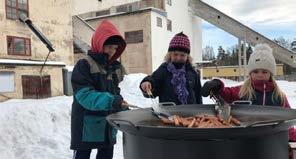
[19, 14, 55, 75]
[19, 14, 55, 98]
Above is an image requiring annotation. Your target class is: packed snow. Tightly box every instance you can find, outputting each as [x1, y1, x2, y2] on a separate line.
[0, 73, 296, 159]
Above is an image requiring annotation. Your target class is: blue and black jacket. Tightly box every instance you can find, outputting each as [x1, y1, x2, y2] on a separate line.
[70, 20, 127, 150]
[70, 52, 127, 150]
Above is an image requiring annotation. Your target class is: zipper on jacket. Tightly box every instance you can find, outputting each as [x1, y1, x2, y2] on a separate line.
[262, 83, 266, 106]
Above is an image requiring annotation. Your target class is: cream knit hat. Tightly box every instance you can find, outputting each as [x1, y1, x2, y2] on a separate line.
[247, 44, 276, 75]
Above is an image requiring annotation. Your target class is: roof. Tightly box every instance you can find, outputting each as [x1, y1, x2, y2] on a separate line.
[85, 7, 167, 21]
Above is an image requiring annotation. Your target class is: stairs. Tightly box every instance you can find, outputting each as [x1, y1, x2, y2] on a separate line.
[72, 15, 95, 53]
[189, 0, 296, 67]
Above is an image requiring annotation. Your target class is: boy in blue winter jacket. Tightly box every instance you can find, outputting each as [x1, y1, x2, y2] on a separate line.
[70, 20, 128, 159]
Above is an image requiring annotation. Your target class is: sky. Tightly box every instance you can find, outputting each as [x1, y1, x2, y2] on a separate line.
[201, 0, 296, 54]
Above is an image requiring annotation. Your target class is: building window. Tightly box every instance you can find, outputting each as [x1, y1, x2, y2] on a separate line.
[6, 0, 29, 20]
[0, 72, 15, 93]
[116, 5, 128, 13]
[167, 0, 172, 6]
[7, 36, 31, 56]
[124, 30, 143, 44]
[96, 9, 110, 16]
[116, 3, 136, 13]
[167, 19, 172, 31]
[157, 17, 162, 27]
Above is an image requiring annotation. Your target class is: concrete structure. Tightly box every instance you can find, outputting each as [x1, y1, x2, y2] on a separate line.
[292, 41, 296, 52]
[73, 0, 203, 74]
[165, 0, 202, 65]
[189, 0, 296, 68]
[73, 0, 139, 15]
[0, 0, 73, 101]
[86, 9, 156, 73]
[0, 60, 65, 101]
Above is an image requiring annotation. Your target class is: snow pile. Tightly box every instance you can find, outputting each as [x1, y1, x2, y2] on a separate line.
[0, 96, 72, 159]
[276, 80, 296, 107]
[119, 73, 156, 108]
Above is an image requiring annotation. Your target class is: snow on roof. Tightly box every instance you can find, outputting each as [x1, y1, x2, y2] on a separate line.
[64, 65, 74, 71]
[0, 59, 66, 66]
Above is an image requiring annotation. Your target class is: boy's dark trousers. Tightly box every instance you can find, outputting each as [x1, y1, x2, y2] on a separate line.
[73, 146, 114, 159]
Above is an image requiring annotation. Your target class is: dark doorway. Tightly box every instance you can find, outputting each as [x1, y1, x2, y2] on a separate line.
[22, 75, 51, 99]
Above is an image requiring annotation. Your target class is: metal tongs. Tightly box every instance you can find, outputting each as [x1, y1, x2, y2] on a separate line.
[128, 89, 174, 121]
[146, 89, 157, 106]
[127, 104, 173, 120]
[210, 92, 231, 121]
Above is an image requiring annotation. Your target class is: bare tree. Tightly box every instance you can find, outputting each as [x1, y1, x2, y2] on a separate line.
[202, 45, 215, 61]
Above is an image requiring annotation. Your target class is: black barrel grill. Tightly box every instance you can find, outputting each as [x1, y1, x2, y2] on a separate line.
[107, 104, 296, 159]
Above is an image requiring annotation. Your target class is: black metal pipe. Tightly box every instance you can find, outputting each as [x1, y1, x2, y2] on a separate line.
[19, 14, 55, 52]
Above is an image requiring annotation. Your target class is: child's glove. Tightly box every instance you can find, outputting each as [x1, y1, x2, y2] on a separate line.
[120, 100, 130, 110]
[112, 95, 123, 110]
[201, 79, 222, 97]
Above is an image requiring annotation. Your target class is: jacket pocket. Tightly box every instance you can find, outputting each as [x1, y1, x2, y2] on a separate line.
[82, 115, 106, 142]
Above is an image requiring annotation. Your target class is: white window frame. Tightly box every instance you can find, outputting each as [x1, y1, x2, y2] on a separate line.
[0, 71, 15, 93]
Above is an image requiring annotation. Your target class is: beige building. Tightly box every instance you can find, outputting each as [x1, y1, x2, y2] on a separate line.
[73, 0, 202, 74]
[0, 0, 73, 101]
[85, 8, 159, 73]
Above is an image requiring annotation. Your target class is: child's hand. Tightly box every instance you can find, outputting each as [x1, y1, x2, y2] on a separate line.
[141, 82, 152, 94]
[121, 100, 129, 109]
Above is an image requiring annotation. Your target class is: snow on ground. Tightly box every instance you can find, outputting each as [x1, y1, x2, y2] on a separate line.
[0, 96, 73, 159]
[119, 73, 156, 108]
[0, 73, 296, 159]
